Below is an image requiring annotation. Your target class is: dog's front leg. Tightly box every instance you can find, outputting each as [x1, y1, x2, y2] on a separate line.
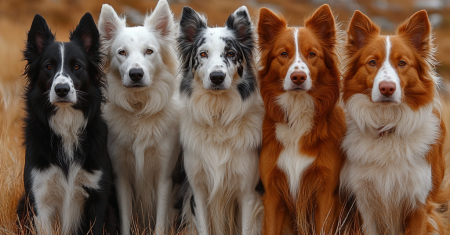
[116, 173, 133, 235]
[191, 185, 209, 235]
[154, 173, 172, 234]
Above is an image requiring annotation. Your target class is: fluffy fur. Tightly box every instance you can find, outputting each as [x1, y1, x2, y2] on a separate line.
[17, 13, 117, 235]
[98, 1, 180, 234]
[177, 6, 264, 235]
[340, 10, 448, 234]
[257, 5, 346, 234]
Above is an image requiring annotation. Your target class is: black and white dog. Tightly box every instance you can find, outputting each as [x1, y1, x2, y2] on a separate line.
[17, 13, 117, 235]
[178, 6, 264, 235]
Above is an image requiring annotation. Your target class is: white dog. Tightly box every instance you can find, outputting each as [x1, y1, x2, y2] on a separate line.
[98, 1, 180, 234]
[177, 6, 264, 235]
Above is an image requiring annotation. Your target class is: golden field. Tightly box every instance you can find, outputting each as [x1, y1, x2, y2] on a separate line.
[1, 0, 450, 234]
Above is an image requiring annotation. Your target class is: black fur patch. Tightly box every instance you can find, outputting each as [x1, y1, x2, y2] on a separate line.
[178, 7, 207, 97]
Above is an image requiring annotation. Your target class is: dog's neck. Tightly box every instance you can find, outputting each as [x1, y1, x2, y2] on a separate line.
[185, 84, 255, 127]
[345, 93, 437, 137]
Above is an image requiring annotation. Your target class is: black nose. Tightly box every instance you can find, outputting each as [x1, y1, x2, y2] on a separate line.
[210, 72, 226, 85]
[55, 83, 70, 97]
[129, 68, 144, 82]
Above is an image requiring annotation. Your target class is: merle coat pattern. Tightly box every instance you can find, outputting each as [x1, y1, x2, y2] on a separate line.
[177, 6, 264, 235]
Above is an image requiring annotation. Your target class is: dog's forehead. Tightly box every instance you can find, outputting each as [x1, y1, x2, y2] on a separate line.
[201, 27, 234, 49]
[113, 26, 159, 49]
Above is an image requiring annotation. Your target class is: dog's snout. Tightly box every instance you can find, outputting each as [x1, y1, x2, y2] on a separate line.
[290, 71, 307, 85]
[379, 81, 396, 96]
[129, 68, 144, 82]
[210, 72, 226, 85]
[55, 83, 70, 97]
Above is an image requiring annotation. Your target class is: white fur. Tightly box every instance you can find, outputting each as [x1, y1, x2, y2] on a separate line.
[371, 37, 402, 103]
[32, 164, 102, 235]
[99, 1, 180, 234]
[49, 43, 77, 104]
[283, 28, 312, 91]
[180, 87, 264, 235]
[275, 92, 316, 199]
[49, 106, 86, 161]
[341, 94, 441, 234]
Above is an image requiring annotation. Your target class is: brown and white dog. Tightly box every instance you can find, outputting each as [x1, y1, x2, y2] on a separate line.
[340, 10, 448, 234]
[258, 5, 346, 234]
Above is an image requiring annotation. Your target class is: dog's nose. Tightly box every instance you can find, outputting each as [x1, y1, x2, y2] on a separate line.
[379, 81, 396, 96]
[290, 71, 307, 85]
[55, 83, 70, 97]
[129, 68, 144, 82]
[210, 72, 226, 85]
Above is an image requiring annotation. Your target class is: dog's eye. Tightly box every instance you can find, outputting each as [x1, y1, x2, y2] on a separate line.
[146, 49, 153, 55]
[74, 64, 81, 70]
[118, 50, 126, 56]
[398, 60, 406, 67]
[227, 52, 235, 58]
[308, 52, 316, 58]
[200, 52, 207, 58]
[369, 60, 377, 66]
[46, 64, 53, 70]
[280, 52, 288, 57]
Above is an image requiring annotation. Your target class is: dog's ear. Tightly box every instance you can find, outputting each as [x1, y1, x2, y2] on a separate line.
[71, 13, 100, 54]
[178, 6, 207, 45]
[258, 8, 286, 51]
[26, 14, 54, 56]
[144, 0, 174, 38]
[226, 6, 253, 46]
[347, 10, 380, 49]
[98, 4, 126, 43]
[305, 4, 336, 49]
[397, 10, 431, 56]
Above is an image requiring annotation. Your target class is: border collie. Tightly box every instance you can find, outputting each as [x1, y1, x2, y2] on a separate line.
[17, 13, 117, 235]
[98, 1, 180, 234]
[177, 5, 264, 235]
[257, 5, 345, 234]
[340, 10, 448, 234]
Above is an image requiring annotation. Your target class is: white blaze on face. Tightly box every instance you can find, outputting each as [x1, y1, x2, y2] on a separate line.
[49, 43, 77, 104]
[283, 28, 312, 91]
[371, 36, 402, 103]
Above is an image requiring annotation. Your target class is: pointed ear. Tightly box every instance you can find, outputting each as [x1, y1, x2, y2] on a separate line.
[98, 4, 126, 42]
[226, 6, 253, 45]
[178, 6, 207, 44]
[258, 8, 286, 50]
[26, 14, 54, 55]
[305, 4, 336, 48]
[70, 13, 100, 54]
[397, 10, 431, 55]
[144, 0, 174, 38]
[347, 10, 380, 49]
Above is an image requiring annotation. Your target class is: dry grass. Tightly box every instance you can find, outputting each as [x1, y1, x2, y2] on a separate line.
[1, 0, 450, 234]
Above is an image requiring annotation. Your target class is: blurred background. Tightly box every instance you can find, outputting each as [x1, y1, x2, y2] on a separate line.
[1, 0, 450, 232]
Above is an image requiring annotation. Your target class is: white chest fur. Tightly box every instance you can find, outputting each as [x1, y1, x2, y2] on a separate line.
[275, 92, 316, 199]
[341, 94, 441, 232]
[32, 164, 102, 234]
[49, 106, 86, 160]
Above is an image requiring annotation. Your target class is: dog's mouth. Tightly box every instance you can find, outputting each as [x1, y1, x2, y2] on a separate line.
[124, 84, 147, 89]
[52, 100, 74, 106]
[287, 87, 306, 92]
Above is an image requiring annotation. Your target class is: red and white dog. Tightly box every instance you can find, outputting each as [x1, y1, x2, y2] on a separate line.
[340, 10, 448, 234]
[258, 5, 346, 234]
